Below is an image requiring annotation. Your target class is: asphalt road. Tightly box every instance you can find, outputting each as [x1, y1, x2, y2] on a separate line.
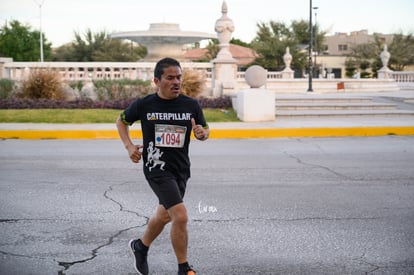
[1, 136, 414, 275]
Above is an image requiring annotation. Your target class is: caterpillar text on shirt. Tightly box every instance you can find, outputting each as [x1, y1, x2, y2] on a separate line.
[147, 112, 192, 121]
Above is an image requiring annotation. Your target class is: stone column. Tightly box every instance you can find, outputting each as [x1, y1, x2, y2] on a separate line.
[211, 0, 238, 97]
[0, 57, 13, 79]
[281, 47, 294, 79]
[378, 44, 392, 79]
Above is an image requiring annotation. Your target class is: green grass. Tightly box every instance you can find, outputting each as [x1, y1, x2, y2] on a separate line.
[0, 108, 239, 123]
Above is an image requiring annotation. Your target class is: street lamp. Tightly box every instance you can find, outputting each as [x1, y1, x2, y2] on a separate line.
[34, 0, 45, 62]
[307, 0, 313, 92]
[313, 6, 318, 78]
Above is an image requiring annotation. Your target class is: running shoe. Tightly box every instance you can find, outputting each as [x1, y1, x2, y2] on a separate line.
[128, 239, 149, 275]
[178, 265, 196, 275]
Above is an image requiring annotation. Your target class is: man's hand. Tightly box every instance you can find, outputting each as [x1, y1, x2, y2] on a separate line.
[126, 144, 144, 163]
[191, 118, 209, 141]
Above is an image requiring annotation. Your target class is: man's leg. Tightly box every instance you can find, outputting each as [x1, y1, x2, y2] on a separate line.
[167, 202, 189, 264]
[129, 205, 171, 274]
[141, 205, 171, 247]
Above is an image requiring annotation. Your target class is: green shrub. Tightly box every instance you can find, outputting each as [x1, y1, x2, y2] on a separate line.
[93, 78, 151, 100]
[68, 80, 84, 92]
[360, 71, 371, 78]
[19, 69, 65, 99]
[68, 80, 89, 98]
[0, 79, 16, 99]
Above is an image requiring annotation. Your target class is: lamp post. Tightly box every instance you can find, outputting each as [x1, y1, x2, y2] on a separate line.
[34, 0, 45, 62]
[313, 6, 318, 78]
[307, 0, 313, 92]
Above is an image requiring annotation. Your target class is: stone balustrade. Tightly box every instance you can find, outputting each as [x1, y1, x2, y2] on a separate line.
[0, 60, 285, 93]
[1, 60, 413, 94]
[0, 61, 213, 82]
[236, 71, 282, 80]
[389, 71, 414, 89]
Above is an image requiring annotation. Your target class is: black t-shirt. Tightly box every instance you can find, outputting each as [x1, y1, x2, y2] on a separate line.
[121, 93, 208, 180]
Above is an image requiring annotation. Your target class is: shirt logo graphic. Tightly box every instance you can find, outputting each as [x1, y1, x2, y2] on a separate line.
[146, 141, 165, 172]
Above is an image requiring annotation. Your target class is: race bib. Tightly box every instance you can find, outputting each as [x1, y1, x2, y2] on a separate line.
[155, 124, 187, 148]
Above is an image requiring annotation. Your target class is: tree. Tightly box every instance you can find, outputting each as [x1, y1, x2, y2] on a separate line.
[51, 43, 76, 61]
[201, 38, 248, 62]
[93, 39, 147, 62]
[249, 20, 313, 71]
[290, 20, 309, 45]
[345, 32, 414, 77]
[230, 38, 250, 48]
[345, 43, 378, 78]
[52, 29, 147, 62]
[0, 20, 52, 61]
[201, 39, 219, 62]
[388, 33, 414, 71]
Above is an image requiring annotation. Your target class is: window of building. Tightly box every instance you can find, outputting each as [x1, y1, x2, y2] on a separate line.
[338, 44, 348, 51]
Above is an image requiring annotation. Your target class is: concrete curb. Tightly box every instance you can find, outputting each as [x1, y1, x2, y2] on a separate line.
[1, 126, 414, 139]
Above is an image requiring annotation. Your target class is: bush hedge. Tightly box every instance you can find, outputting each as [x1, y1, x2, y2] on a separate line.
[0, 95, 232, 109]
[0, 79, 16, 99]
[0, 72, 232, 110]
[19, 69, 66, 100]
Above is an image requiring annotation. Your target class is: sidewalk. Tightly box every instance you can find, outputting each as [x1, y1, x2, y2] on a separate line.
[1, 115, 414, 139]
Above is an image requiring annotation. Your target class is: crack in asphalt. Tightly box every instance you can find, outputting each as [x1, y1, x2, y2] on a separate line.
[283, 150, 353, 180]
[55, 182, 149, 275]
[0, 218, 23, 223]
[352, 252, 414, 274]
[56, 226, 137, 274]
[0, 249, 46, 259]
[103, 184, 150, 220]
[193, 215, 384, 223]
[55, 181, 149, 274]
[0, 181, 149, 274]
[0, 218, 72, 223]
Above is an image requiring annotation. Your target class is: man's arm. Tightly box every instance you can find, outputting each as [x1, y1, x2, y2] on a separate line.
[116, 116, 143, 163]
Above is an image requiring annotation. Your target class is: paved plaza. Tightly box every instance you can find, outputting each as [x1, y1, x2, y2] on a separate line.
[1, 136, 414, 274]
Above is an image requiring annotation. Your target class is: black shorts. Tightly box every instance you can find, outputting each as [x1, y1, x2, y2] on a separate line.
[147, 176, 188, 209]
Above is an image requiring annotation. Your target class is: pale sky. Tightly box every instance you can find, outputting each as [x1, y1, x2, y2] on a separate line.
[1, 0, 413, 47]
